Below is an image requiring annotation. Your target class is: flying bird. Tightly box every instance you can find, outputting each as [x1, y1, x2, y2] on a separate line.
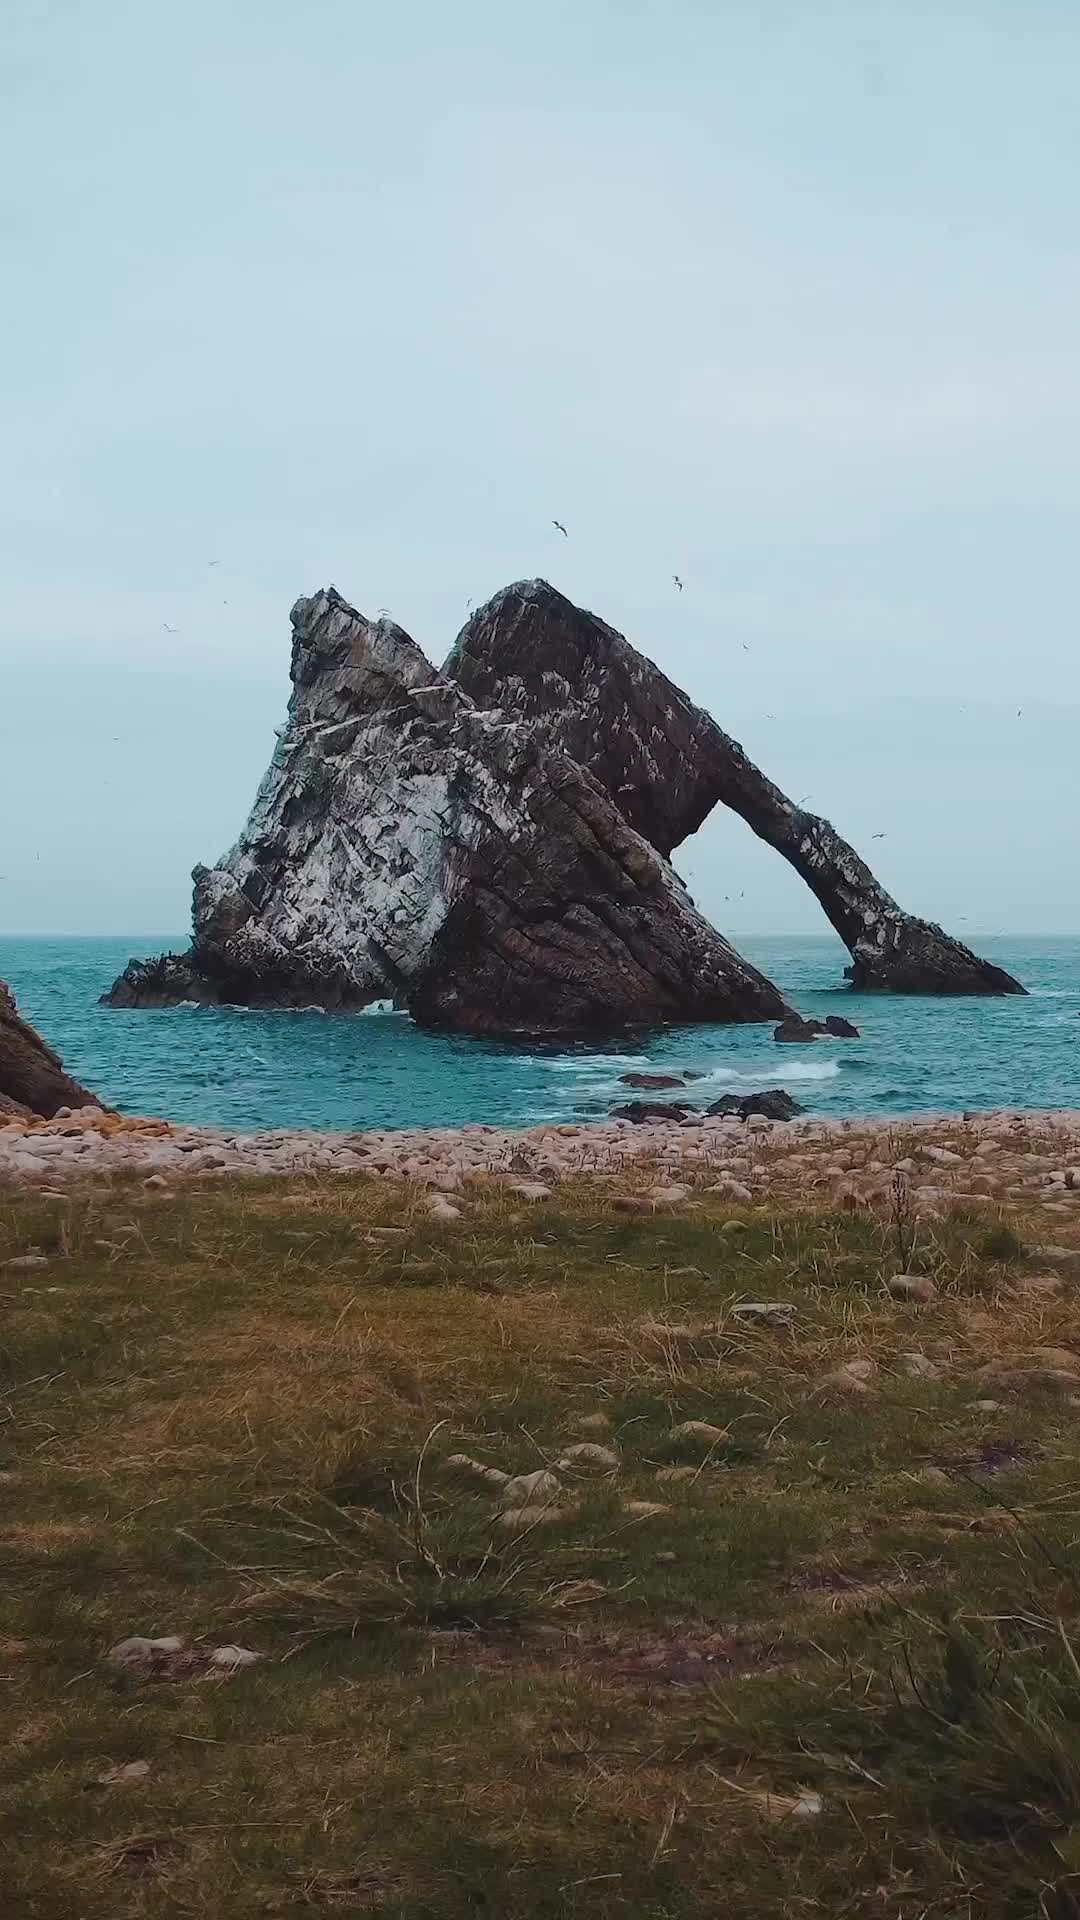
[162, 623, 178, 634]
[207, 559, 221, 568]
[673, 574, 683, 592]
[871, 832, 886, 840]
[552, 519, 568, 538]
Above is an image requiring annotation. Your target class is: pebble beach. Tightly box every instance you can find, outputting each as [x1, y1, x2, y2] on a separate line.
[5, 1103, 1080, 1225]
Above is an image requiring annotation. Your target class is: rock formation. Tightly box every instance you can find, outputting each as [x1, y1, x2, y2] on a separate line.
[0, 980, 102, 1117]
[106, 589, 790, 1034]
[447, 581, 1025, 996]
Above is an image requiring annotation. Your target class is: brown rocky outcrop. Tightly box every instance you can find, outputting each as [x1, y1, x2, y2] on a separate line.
[0, 981, 102, 1117]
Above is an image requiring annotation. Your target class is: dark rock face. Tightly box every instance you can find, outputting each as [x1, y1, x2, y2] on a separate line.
[610, 1100, 697, 1124]
[774, 1013, 859, 1041]
[448, 581, 1025, 997]
[106, 589, 789, 1035]
[619, 1072, 690, 1089]
[0, 980, 102, 1117]
[775, 1015, 826, 1042]
[706, 1089, 804, 1121]
[824, 1015, 860, 1038]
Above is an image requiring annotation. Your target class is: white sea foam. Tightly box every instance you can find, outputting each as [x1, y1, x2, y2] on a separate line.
[694, 1060, 841, 1084]
[541, 1055, 651, 1073]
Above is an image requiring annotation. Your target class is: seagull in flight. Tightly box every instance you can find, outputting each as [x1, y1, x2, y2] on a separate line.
[552, 519, 568, 538]
[162, 622, 178, 634]
[208, 559, 221, 568]
[871, 832, 886, 840]
[673, 574, 683, 592]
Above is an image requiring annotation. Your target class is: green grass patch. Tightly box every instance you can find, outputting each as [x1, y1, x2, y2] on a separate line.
[1, 1171, 1079, 1916]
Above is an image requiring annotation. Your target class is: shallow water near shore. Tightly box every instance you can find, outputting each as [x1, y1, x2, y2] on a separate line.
[2, 934, 1078, 1132]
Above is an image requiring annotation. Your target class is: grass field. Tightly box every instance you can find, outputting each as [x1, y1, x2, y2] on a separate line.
[3, 1169, 1080, 1917]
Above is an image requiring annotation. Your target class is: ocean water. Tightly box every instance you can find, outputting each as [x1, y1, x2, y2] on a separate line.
[1, 935, 1077, 1133]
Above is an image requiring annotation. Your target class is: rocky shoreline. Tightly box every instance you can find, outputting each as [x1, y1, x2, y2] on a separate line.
[4, 1102, 1080, 1220]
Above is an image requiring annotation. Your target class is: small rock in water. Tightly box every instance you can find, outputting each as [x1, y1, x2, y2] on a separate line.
[620, 1072, 689, 1090]
[823, 1016, 859, 1038]
[610, 1101, 695, 1125]
[703, 1090, 795, 1121]
[774, 1015, 825, 1043]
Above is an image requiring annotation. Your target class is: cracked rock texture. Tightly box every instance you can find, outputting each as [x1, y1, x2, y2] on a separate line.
[0, 980, 102, 1117]
[448, 580, 1024, 997]
[106, 588, 789, 1033]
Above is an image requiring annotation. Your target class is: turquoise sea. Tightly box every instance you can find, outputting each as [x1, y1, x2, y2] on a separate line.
[1, 936, 1077, 1133]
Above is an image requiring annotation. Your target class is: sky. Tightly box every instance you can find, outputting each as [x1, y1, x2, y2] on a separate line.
[2, 0, 1079, 939]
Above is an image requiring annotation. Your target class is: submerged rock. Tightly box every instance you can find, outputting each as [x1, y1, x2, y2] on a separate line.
[619, 1071, 690, 1089]
[105, 589, 789, 1036]
[448, 580, 1025, 997]
[0, 980, 103, 1118]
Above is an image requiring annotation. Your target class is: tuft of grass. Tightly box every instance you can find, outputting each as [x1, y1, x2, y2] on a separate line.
[979, 1221, 1026, 1263]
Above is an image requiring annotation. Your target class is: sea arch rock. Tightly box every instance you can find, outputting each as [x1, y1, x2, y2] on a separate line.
[445, 580, 1025, 996]
[106, 588, 791, 1033]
